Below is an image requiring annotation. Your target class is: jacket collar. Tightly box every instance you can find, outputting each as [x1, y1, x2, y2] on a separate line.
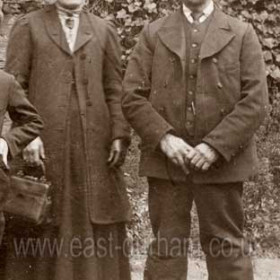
[158, 9, 187, 61]
[44, 5, 93, 56]
[158, 7, 235, 61]
[200, 8, 235, 59]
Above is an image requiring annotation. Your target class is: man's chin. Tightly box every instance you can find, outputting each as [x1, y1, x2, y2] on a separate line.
[183, 0, 207, 7]
[58, 2, 82, 10]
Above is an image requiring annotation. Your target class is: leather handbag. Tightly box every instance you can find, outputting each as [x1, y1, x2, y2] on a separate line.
[4, 163, 52, 225]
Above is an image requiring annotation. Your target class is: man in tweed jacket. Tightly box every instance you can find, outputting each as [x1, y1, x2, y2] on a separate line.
[122, 0, 268, 279]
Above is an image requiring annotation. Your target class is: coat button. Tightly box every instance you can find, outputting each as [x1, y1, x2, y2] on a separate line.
[80, 54, 86, 60]
[212, 57, 218, 64]
[169, 57, 176, 63]
[217, 82, 223, 89]
[86, 100, 92, 106]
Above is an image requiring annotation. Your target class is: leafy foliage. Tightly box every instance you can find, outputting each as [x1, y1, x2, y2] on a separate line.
[86, 0, 280, 89]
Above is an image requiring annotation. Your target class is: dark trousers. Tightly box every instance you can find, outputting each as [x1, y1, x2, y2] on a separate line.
[144, 177, 254, 280]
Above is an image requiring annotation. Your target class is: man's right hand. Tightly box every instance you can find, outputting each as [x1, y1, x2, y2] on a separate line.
[160, 133, 194, 175]
[23, 137, 45, 165]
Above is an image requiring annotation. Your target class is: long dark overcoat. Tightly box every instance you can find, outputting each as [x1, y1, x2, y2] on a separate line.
[5, 5, 131, 224]
[122, 8, 268, 183]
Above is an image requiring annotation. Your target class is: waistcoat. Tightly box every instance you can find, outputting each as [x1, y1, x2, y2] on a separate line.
[183, 14, 213, 137]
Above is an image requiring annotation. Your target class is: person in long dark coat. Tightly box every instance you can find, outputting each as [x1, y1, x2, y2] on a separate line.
[122, 0, 268, 279]
[0, 0, 131, 279]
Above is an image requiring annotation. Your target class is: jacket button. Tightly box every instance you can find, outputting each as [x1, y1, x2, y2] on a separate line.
[217, 82, 223, 89]
[169, 57, 176, 63]
[80, 54, 86, 60]
[212, 57, 218, 64]
[86, 100, 92, 106]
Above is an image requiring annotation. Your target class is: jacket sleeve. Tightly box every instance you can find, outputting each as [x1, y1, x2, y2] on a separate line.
[5, 15, 32, 91]
[103, 22, 130, 143]
[203, 24, 268, 162]
[122, 25, 174, 150]
[2, 76, 43, 158]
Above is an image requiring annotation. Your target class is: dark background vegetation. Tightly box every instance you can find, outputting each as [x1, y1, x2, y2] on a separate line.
[1, 0, 280, 257]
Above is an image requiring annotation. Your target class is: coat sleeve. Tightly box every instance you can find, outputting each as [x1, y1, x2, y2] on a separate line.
[103, 22, 130, 143]
[122, 25, 174, 150]
[203, 24, 268, 162]
[2, 76, 43, 158]
[5, 15, 32, 91]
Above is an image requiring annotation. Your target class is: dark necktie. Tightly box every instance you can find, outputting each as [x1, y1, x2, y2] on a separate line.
[191, 12, 203, 24]
[65, 17, 74, 30]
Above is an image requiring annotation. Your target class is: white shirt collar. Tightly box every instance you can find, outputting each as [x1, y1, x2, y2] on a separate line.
[57, 11, 80, 53]
[183, 0, 214, 24]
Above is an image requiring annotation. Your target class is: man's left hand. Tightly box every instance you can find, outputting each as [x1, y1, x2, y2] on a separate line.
[107, 139, 128, 168]
[185, 143, 219, 172]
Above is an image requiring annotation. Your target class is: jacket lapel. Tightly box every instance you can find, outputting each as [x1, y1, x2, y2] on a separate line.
[200, 8, 235, 59]
[158, 10, 186, 62]
[44, 5, 72, 56]
[73, 12, 93, 53]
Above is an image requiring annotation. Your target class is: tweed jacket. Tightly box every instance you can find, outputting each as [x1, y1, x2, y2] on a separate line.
[122, 8, 268, 183]
[5, 5, 131, 224]
[0, 70, 43, 241]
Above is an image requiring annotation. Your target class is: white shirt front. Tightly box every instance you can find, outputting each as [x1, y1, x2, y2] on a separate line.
[57, 10, 80, 53]
[183, 0, 214, 24]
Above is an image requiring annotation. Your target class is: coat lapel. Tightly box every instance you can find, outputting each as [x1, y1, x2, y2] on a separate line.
[73, 12, 93, 53]
[158, 10, 186, 62]
[44, 5, 72, 56]
[200, 9, 235, 59]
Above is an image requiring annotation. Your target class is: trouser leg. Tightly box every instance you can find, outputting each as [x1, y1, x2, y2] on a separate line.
[144, 177, 193, 280]
[193, 182, 253, 280]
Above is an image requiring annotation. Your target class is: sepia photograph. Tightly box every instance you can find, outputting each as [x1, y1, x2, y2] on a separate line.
[0, 0, 279, 279]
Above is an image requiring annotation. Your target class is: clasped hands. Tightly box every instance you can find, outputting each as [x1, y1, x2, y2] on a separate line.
[160, 133, 219, 174]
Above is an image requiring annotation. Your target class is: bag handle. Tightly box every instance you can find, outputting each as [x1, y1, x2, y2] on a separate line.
[22, 161, 46, 180]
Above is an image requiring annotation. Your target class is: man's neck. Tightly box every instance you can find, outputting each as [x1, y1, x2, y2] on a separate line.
[184, 0, 212, 13]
